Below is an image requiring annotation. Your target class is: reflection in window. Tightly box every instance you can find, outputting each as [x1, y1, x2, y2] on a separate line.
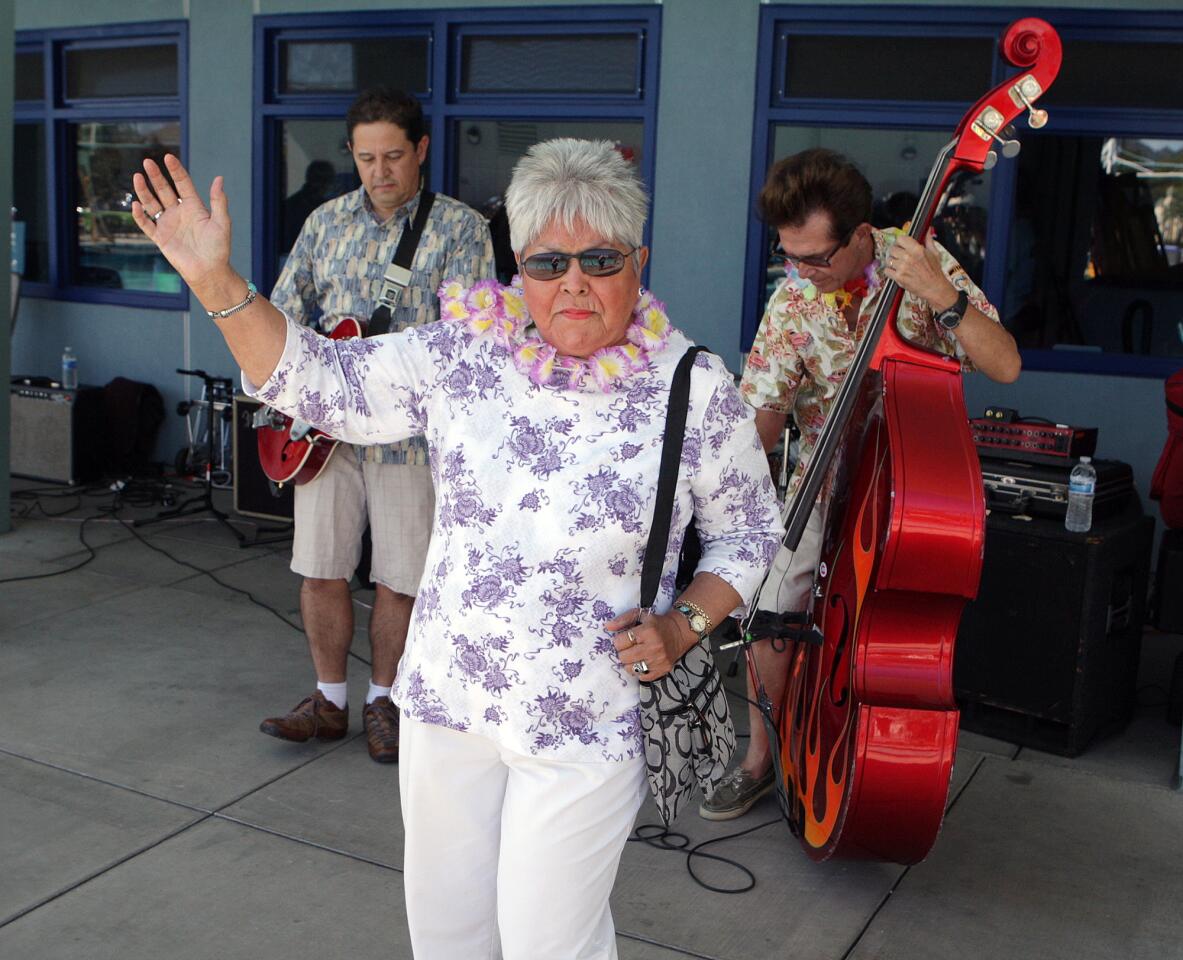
[15, 51, 44, 101]
[454, 119, 643, 282]
[72, 121, 182, 292]
[12, 123, 49, 283]
[274, 120, 361, 278]
[782, 35, 993, 103]
[768, 126, 991, 303]
[279, 37, 429, 95]
[460, 35, 638, 94]
[1008, 134, 1183, 358]
[64, 44, 179, 99]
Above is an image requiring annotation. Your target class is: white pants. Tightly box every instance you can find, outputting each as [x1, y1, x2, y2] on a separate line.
[754, 504, 824, 613]
[399, 714, 647, 960]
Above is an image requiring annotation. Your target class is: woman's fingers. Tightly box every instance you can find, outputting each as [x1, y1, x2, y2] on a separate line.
[208, 175, 230, 228]
[131, 171, 160, 213]
[164, 153, 201, 202]
[129, 200, 156, 237]
[604, 607, 639, 631]
[142, 157, 179, 207]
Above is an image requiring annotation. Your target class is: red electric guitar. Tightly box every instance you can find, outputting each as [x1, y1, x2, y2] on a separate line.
[759, 19, 1062, 864]
[255, 316, 365, 485]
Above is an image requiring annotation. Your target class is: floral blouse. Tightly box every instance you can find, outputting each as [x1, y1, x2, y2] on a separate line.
[740, 227, 999, 502]
[248, 286, 783, 763]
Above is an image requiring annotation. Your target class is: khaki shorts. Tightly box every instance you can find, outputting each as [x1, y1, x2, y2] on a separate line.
[754, 504, 823, 614]
[291, 446, 435, 596]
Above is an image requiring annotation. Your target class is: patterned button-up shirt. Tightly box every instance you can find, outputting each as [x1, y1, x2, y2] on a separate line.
[247, 312, 783, 762]
[271, 187, 495, 463]
[740, 227, 999, 503]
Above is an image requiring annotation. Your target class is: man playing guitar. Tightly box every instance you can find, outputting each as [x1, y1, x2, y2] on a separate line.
[261, 87, 494, 762]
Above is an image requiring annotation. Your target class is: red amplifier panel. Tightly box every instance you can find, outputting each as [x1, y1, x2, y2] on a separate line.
[971, 419, 1098, 460]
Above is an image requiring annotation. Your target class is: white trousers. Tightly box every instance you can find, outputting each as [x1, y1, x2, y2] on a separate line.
[399, 714, 647, 960]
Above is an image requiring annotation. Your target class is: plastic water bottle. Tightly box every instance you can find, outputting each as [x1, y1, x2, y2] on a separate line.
[61, 346, 78, 390]
[1065, 456, 1096, 533]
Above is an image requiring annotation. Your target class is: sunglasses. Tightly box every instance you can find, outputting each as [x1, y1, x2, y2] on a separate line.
[770, 228, 855, 269]
[520, 247, 636, 281]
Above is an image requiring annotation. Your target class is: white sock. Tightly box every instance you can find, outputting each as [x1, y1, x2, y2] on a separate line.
[366, 680, 391, 705]
[317, 681, 348, 710]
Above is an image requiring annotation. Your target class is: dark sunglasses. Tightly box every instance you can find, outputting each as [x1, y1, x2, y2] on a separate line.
[520, 247, 636, 281]
[770, 228, 855, 269]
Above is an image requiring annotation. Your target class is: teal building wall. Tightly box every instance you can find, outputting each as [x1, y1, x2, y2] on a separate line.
[7, 0, 1178, 508]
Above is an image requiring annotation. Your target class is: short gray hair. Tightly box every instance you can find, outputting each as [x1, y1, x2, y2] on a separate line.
[505, 139, 648, 255]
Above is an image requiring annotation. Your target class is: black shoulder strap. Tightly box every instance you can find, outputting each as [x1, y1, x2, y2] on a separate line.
[640, 345, 710, 610]
[367, 190, 436, 337]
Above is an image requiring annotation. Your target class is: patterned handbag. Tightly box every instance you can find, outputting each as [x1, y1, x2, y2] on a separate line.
[636, 346, 737, 826]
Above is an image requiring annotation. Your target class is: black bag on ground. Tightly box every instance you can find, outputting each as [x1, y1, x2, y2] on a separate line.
[102, 377, 165, 476]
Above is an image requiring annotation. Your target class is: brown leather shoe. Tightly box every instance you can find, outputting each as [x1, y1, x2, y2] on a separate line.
[260, 691, 348, 742]
[363, 696, 399, 763]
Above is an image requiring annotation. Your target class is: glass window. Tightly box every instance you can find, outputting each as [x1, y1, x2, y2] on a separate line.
[1043, 40, 1183, 110]
[460, 34, 638, 94]
[15, 51, 44, 101]
[72, 121, 183, 293]
[272, 119, 362, 279]
[767, 126, 991, 303]
[279, 37, 430, 95]
[65, 44, 179, 99]
[1007, 133, 1183, 359]
[782, 35, 994, 102]
[454, 119, 644, 282]
[12, 123, 50, 283]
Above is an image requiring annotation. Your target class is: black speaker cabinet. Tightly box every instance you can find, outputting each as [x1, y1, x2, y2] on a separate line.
[955, 504, 1154, 756]
[1154, 529, 1183, 634]
[9, 383, 104, 484]
[232, 393, 294, 523]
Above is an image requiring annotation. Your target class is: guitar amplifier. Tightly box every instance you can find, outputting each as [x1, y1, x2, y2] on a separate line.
[9, 382, 104, 484]
[980, 455, 1134, 521]
[232, 393, 294, 522]
[970, 418, 1097, 464]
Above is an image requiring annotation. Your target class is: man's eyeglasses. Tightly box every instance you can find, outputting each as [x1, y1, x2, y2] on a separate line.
[770, 228, 855, 269]
[520, 247, 636, 281]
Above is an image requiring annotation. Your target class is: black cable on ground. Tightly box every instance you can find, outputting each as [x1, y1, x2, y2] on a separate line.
[629, 815, 782, 894]
[4, 483, 371, 669]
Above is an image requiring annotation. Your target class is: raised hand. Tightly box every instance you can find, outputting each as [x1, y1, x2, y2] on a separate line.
[131, 154, 232, 295]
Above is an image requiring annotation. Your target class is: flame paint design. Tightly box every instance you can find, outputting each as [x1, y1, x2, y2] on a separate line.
[781, 430, 887, 856]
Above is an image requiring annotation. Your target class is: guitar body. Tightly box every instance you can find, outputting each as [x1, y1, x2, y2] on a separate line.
[779, 327, 983, 863]
[256, 317, 364, 485]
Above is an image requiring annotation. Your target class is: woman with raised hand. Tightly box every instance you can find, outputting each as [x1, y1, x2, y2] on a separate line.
[132, 139, 782, 959]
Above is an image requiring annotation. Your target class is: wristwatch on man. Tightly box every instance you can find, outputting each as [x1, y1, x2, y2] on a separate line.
[935, 289, 969, 330]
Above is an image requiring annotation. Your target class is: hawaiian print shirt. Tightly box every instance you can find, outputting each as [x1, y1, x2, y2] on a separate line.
[740, 227, 999, 503]
[271, 188, 495, 464]
[247, 305, 783, 762]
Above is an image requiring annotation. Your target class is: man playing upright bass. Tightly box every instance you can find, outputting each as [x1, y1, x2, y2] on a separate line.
[702, 147, 1021, 820]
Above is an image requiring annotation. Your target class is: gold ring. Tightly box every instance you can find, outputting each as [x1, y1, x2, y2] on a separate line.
[626, 630, 638, 647]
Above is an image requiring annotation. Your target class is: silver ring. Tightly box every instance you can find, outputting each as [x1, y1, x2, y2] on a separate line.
[152, 210, 163, 222]
[632, 660, 650, 675]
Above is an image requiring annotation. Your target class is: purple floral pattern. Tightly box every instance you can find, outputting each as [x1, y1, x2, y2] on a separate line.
[246, 296, 783, 761]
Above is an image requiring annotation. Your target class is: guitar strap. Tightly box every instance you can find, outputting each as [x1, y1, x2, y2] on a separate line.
[367, 190, 436, 337]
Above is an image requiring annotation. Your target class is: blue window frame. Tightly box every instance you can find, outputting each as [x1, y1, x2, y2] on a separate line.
[12, 22, 189, 310]
[253, 6, 661, 296]
[746, 6, 1183, 378]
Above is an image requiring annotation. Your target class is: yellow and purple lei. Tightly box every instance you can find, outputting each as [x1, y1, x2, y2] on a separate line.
[437, 277, 672, 393]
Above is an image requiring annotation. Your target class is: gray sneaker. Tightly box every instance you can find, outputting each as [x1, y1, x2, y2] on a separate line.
[698, 766, 775, 821]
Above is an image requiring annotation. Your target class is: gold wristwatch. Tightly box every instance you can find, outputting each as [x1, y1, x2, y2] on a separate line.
[673, 600, 713, 641]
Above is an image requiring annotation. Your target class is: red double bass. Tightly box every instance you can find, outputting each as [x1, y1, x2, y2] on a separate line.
[763, 19, 1062, 864]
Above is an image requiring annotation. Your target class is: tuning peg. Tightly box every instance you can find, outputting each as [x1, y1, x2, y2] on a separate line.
[983, 150, 998, 171]
[1015, 83, 1048, 128]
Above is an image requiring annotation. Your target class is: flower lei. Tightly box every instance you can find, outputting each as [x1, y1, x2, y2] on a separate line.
[437, 276, 673, 393]
[783, 259, 881, 311]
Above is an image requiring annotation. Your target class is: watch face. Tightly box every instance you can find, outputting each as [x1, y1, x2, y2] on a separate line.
[690, 614, 707, 633]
